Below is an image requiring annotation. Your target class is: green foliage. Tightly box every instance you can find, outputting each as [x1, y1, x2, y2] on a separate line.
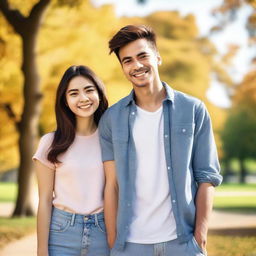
[221, 106, 256, 160]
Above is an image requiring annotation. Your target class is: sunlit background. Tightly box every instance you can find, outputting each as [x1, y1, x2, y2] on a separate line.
[0, 0, 255, 255]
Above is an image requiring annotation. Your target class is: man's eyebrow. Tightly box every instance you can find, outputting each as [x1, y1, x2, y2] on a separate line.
[137, 51, 148, 57]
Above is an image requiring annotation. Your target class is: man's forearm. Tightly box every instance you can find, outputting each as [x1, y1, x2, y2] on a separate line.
[194, 182, 215, 252]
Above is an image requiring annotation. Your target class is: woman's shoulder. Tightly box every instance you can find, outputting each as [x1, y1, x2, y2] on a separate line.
[38, 132, 55, 147]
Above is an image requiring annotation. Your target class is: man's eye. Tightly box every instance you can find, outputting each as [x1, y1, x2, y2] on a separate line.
[124, 59, 131, 64]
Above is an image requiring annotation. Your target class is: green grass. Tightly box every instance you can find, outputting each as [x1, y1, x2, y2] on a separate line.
[216, 183, 256, 192]
[0, 182, 17, 202]
[214, 183, 256, 213]
[214, 196, 256, 213]
[0, 217, 36, 248]
[208, 235, 256, 256]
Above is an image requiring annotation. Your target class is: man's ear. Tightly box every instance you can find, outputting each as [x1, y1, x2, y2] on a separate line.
[157, 53, 162, 65]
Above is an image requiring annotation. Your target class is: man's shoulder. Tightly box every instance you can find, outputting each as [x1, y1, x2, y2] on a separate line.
[106, 95, 131, 113]
[174, 90, 201, 105]
[99, 94, 130, 126]
[173, 89, 203, 110]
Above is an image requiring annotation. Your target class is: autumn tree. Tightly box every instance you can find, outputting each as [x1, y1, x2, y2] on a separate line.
[0, 0, 51, 216]
[221, 71, 256, 183]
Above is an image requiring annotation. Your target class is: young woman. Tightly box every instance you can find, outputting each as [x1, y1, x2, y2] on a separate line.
[33, 65, 109, 256]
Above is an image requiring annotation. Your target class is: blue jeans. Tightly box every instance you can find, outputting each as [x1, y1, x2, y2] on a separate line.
[111, 237, 206, 256]
[48, 207, 110, 256]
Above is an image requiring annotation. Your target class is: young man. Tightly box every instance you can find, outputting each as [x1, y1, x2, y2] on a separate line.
[99, 25, 222, 256]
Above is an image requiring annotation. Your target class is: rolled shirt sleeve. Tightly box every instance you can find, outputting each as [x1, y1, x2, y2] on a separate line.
[192, 102, 222, 186]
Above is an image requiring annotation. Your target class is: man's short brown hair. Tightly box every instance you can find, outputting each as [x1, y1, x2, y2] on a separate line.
[109, 25, 157, 60]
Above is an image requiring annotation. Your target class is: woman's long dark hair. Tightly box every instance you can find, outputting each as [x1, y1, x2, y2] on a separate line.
[47, 65, 108, 164]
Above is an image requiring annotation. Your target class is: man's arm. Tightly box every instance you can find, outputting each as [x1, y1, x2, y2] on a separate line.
[194, 183, 215, 253]
[192, 102, 222, 253]
[104, 160, 118, 249]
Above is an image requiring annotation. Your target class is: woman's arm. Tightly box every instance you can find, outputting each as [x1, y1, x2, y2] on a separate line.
[35, 160, 55, 256]
[103, 160, 118, 249]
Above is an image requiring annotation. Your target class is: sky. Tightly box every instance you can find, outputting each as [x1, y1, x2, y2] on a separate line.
[92, 0, 254, 108]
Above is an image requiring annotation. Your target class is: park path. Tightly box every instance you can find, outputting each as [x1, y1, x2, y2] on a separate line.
[1, 192, 256, 256]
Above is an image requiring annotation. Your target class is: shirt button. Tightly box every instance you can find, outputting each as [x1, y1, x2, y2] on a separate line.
[131, 112, 135, 115]
[167, 166, 170, 170]
[127, 203, 131, 207]
[172, 200, 176, 203]
[84, 216, 89, 221]
[164, 135, 168, 138]
[182, 128, 186, 133]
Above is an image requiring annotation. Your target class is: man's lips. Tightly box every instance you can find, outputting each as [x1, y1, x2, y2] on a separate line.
[131, 69, 149, 77]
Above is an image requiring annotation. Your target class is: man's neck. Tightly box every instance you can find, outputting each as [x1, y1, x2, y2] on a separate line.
[133, 80, 166, 112]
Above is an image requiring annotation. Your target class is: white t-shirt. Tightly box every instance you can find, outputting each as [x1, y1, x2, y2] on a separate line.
[127, 106, 177, 243]
[33, 129, 104, 214]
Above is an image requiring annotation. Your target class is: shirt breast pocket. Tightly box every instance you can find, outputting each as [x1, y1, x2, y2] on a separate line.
[173, 123, 195, 137]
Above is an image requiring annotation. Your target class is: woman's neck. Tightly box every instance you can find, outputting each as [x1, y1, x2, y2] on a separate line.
[75, 117, 96, 136]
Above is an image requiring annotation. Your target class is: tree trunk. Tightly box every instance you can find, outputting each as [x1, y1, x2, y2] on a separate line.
[13, 33, 42, 216]
[239, 158, 246, 184]
[0, 0, 51, 216]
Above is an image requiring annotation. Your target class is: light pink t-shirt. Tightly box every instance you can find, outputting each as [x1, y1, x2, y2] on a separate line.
[33, 129, 104, 214]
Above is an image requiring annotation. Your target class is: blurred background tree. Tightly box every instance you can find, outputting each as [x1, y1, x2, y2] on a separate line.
[212, 0, 256, 182]
[0, 0, 51, 216]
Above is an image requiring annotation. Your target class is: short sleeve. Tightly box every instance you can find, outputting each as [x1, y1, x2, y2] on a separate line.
[98, 110, 114, 162]
[32, 133, 55, 170]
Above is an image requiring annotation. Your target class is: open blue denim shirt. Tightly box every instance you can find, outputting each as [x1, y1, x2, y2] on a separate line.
[98, 82, 222, 252]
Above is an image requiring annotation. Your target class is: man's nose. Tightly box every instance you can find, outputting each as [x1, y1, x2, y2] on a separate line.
[133, 60, 143, 70]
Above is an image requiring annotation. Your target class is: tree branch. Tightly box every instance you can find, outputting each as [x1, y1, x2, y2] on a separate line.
[29, 0, 51, 23]
[0, 103, 19, 130]
[0, 0, 25, 34]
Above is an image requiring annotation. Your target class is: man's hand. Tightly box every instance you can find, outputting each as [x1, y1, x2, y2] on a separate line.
[194, 182, 215, 254]
[194, 228, 207, 254]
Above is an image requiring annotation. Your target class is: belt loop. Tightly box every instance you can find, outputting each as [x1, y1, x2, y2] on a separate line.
[95, 213, 99, 226]
[70, 213, 75, 226]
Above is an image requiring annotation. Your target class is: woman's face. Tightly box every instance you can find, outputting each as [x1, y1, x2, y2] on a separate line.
[65, 76, 100, 120]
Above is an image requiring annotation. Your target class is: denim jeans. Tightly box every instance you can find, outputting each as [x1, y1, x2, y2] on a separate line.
[111, 237, 206, 256]
[48, 207, 110, 256]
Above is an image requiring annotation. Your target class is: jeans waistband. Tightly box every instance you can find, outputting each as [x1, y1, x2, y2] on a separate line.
[52, 207, 104, 226]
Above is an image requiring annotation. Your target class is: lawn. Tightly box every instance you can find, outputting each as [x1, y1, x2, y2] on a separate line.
[207, 235, 256, 256]
[0, 217, 36, 248]
[214, 183, 256, 213]
[0, 182, 36, 249]
[0, 182, 17, 202]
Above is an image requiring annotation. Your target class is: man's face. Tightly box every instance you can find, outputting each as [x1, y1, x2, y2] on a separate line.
[119, 38, 162, 88]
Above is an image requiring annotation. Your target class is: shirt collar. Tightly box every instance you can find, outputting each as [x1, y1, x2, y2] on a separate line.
[123, 81, 174, 107]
